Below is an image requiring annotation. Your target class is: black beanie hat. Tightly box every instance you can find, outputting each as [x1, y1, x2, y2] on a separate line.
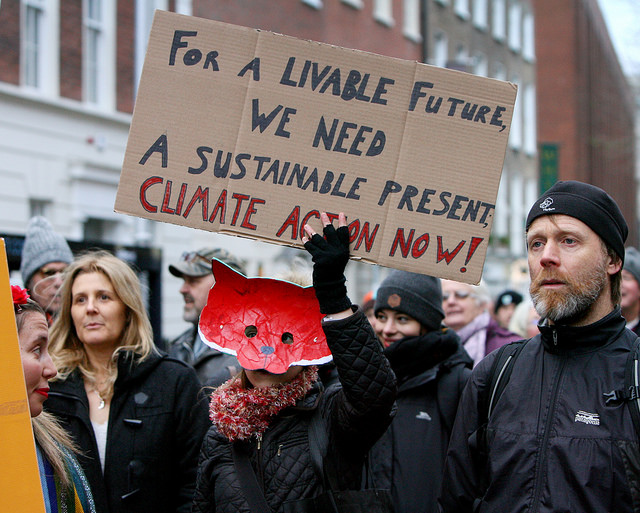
[374, 270, 444, 331]
[525, 180, 628, 262]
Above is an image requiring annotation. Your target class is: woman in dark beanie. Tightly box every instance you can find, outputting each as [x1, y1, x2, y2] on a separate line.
[368, 270, 473, 513]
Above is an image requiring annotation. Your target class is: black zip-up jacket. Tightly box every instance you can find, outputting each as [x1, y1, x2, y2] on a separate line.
[45, 352, 210, 513]
[192, 309, 397, 513]
[439, 307, 640, 513]
[369, 328, 473, 513]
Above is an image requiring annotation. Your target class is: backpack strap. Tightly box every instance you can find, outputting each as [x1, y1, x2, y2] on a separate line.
[602, 335, 640, 441]
[472, 338, 527, 504]
[628, 337, 640, 441]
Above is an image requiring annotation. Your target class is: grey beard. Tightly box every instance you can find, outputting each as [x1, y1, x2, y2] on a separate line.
[531, 287, 600, 323]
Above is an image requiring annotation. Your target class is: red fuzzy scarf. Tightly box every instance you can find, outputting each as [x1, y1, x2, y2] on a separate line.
[209, 366, 319, 442]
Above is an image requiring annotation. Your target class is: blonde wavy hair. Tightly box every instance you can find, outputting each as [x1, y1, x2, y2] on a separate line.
[49, 250, 157, 391]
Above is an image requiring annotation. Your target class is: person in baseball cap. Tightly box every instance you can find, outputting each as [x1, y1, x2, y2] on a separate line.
[167, 248, 247, 386]
[20, 216, 73, 323]
[493, 289, 523, 329]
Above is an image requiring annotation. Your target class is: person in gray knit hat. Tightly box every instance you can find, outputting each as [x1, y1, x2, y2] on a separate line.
[368, 269, 472, 513]
[621, 246, 640, 334]
[167, 248, 247, 386]
[20, 216, 73, 323]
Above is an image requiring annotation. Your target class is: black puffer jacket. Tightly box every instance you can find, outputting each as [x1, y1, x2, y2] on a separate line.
[45, 352, 210, 513]
[192, 309, 397, 513]
[369, 328, 472, 513]
[440, 308, 640, 513]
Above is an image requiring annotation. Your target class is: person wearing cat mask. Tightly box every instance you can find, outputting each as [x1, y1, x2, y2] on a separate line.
[192, 212, 397, 513]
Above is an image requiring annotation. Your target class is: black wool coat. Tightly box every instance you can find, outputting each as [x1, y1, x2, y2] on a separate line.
[46, 352, 210, 513]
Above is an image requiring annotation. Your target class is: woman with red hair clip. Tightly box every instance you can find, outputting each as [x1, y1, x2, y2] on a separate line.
[11, 285, 95, 513]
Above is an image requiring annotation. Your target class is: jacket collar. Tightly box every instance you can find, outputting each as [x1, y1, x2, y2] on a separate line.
[538, 306, 627, 354]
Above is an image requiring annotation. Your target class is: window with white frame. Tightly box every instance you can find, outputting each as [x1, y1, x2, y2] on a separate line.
[302, 0, 323, 9]
[509, 74, 522, 150]
[492, 0, 506, 42]
[492, 61, 506, 81]
[454, 44, 468, 71]
[522, 10, 535, 61]
[403, 0, 421, 42]
[342, 0, 363, 9]
[135, 0, 168, 97]
[433, 32, 448, 68]
[84, 0, 103, 104]
[374, 0, 394, 26]
[523, 83, 536, 155]
[22, 0, 46, 88]
[509, 173, 523, 254]
[472, 52, 488, 76]
[454, 0, 470, 19]
[493, 172, 509, 241]
[508, 0, 522, 52]
[473, 0, 488, 30]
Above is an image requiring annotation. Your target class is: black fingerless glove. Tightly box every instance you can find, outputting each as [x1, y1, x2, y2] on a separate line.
[304, 224, 352, 314]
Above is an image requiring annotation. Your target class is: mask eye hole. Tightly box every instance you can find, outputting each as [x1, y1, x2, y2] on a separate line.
[281, 332, 294, 344]
[245, 325, 258, 338]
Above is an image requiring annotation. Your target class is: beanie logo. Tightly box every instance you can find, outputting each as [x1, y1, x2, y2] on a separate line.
[388, 294, 402, 308]
[539, 197, 555, 212]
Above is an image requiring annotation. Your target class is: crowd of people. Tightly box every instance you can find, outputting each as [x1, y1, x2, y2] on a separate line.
[8, 180, 640, 512]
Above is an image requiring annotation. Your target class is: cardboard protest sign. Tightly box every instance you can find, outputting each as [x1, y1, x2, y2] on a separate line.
[115, 10, 517, 283]
[0, 239, 45, 511]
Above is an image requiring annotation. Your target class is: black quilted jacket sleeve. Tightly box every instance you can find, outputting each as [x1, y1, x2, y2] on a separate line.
[321, 308, 397, 481]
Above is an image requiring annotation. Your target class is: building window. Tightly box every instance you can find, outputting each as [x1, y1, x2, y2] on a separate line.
[508, 0, 522, 52]
[403, 0, 421, 42]
[30, 199, 51, 218]
[84, 0, 104, 104]
[472, 52, 487, 76]
[302, 0, 323, 9]
[135, 1, 168, 97]
[492, 0, 506, 42]
[454, 0, 470, 19]
[509, 74, 522, 150]
[452, 44, 468, 71]
[492, 61, 506, 81]
[374, 0, 394, 26]
[433, 32, 448, 68]
[22, 0, 46, 88]
[473, 0, 488, 30]
[342, 0, 363, 9]
[509, 173, 523, 255]
[494, 172, 509, 240]
[522, 10, 535, 61]
[523, 83, 536, 155]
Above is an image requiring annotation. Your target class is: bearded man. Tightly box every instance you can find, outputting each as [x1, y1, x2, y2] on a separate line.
[439, 181, 640, 513]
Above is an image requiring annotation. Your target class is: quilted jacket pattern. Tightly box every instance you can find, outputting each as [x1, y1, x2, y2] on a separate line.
[192, 309, 397, 513]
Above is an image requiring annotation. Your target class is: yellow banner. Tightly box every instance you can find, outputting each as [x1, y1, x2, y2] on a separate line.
[0, 239, 45, 511]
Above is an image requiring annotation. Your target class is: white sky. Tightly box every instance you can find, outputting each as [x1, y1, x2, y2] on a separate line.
[597, 0, 640, 76]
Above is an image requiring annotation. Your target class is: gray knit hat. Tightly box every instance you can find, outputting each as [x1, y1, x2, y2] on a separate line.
[169, 247, 247, 278]
[624, 247, 640, 284]
[20, 216, 73, 286]
[374, 270, 444, 331]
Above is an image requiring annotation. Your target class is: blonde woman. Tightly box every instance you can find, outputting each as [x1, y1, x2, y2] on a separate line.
[12, 285, 95, 513]
[45, 251, 209, 513]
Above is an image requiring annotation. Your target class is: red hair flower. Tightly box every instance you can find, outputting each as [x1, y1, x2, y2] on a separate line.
[11, 285, 30, 306]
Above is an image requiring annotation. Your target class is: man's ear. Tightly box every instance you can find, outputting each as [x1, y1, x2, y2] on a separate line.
[607, 254, 623, 276]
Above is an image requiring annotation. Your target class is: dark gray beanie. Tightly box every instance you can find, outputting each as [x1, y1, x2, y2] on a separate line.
[526, 181, 628, 262]
[374, 270, 444, 331]
[20, 217, 73, 286]
[624, 247, 640, 284]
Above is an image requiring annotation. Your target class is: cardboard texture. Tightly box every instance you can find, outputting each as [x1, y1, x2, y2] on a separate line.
[0, 239, 46, 511]
[115, 10, 517, 283]
[199, 259, 330, 374]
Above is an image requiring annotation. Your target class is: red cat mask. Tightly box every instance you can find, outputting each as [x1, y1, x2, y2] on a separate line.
[198, 259, 331, 374]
